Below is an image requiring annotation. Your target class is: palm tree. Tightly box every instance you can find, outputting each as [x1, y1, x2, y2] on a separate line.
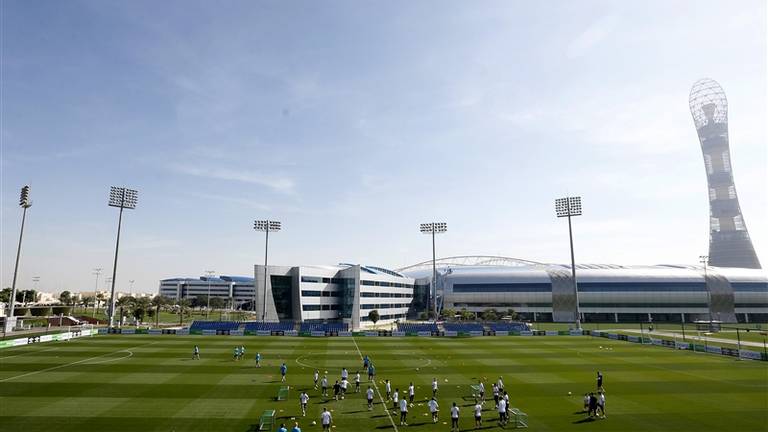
[151, 295, 168, 327]
[95, 292, 106, 318]
[178, 298, 192, 325]
[115, 296, 135, 326]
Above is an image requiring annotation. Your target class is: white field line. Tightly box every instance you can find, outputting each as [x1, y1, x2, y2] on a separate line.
[0, 342, 153, 383]
[351, 336, 399, 432]
[0, 346, 60, 360]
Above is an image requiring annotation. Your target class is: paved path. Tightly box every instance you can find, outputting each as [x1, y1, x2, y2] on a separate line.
[615, 329, 767, 349]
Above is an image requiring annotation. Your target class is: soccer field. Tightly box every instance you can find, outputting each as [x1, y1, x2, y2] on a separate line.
[1, 335, 766, 432]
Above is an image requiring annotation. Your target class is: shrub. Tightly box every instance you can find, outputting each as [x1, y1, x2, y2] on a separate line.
[51, 306, 72, 315]
[30, 307, 52, 317]
[13, 307, 29, 316]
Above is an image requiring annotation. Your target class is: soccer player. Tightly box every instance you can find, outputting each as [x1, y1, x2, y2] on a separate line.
[497, 376, 505, 392]
[428, 397, 439, 423]
[597, 391, 606, 418]
[432, 377, 438, 397]
[341, 367, 348, 382]
[280, 363, 288, 382]
[478, 380, 485, 403]
[474, 399, 483, 428]
[497, 395, 507, 426]
[492, 383, 500, 408]
[291, 422, 301, 432]
[240, 345, 246, 359]
[367, 386, 375, 410]
[192, 345, 200, 360]
[450, 402, 460, 432]
[320, 407, 332, 432]
[233, 346, 240, 361]
[588, 393, 597, 418]
[355, 371, 361, 392]
[314, 369, 319, 389]
[503, 391, 510, 419]
[333, 380, 341, 400]
[255, 352, 262, 368]
[340, 378, 348, 399]
[583, 393, 590, 412]
[300, 391, 309, 416]
[321, 375, 329, 397]
[399, 395, 408, 425]
[596, 371, 604, 391]
[392, 389, 399, 411]
[408, 382, 415, 404]
[363, 355, 369, 369]
[385, 379, 392, 400]
[278, 423, 288, 432]
[367, 363, 376, 381]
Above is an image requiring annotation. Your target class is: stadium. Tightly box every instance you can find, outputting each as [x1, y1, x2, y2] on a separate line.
[155, 78, 767, 329]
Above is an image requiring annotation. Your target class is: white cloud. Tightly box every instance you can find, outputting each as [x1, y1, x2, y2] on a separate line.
[567, 15, 618, 59]
[170, 164, 295, 193]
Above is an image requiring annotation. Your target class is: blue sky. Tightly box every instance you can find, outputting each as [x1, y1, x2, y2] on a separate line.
[2, 0, 766, 295]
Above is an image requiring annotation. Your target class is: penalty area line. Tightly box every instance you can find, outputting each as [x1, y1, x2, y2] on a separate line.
[0, 342, 154, 383]
[351, 336, 399, 432]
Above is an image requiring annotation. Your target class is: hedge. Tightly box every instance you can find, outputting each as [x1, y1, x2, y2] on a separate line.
[51, 306, 72, 315]
[30, 307, 52, 317]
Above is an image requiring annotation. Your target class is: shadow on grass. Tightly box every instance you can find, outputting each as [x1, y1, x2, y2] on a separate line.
[573, 417, 598, 424]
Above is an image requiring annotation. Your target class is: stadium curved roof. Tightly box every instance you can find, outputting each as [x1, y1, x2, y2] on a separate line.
[396, 255, 546, 272]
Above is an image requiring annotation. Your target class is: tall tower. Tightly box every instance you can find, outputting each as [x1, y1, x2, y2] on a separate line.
[689, 78, 761, 269]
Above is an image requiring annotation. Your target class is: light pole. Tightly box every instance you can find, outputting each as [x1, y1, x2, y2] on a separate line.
[9, 186, 33, 319]
[254, 220, 281, 321]
[107, 187, 138, 329]
[420, 222, 447, 320]
[26, 276, 40, 306]
[205, 270, 215, 319]
[700, 255, 711, 326]
[93, 268, 103, 317]
[555, 196, 583, 329]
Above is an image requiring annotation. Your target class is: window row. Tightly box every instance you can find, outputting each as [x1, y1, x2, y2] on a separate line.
[302, 304, 340, 311]
[301, 290, 341, 297]
[360, 303, 409, 310]
[360, 313, 407, 321]
[360, 292, 413, 298]
[301, 276, 347, 284]
[361, 280, 415, 289]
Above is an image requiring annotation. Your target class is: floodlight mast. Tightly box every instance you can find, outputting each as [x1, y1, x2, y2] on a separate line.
[254, 220, 281, 321]
[9, 186, 33, 319]
[700, 255, 711, 325]
[555, 197, 582, 329]
[420, 222, 447, 320]
[107, 187, 138, 329]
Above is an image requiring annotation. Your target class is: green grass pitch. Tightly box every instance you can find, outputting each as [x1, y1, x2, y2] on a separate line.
[1, 335, 766, 431]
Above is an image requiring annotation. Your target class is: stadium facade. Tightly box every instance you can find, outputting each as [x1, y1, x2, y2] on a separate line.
[401, 258, 767, 324]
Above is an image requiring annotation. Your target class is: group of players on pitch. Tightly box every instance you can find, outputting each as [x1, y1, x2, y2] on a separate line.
[296, 354, 519, 431]
[192, 346, 606, 429]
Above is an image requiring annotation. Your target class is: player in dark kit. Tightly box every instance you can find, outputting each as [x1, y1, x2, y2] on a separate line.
[596, 371, 604, 391]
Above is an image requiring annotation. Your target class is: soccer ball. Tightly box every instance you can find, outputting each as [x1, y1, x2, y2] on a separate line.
[568, 391, 572, 395]
[312, 421, 317, 425]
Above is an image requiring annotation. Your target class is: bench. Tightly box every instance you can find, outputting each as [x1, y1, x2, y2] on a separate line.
[510, 408, 528, 428]
[259, 409, 275, 431]
[277, 386, 289, 401]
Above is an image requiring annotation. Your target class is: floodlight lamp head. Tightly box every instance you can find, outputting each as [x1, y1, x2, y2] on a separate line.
[555, 196, 582, 217]
[108, 186, 138, 209]
[19, 185, 32, 208]
[254, 219, 281, 232]
[420, 222, 447, 234]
